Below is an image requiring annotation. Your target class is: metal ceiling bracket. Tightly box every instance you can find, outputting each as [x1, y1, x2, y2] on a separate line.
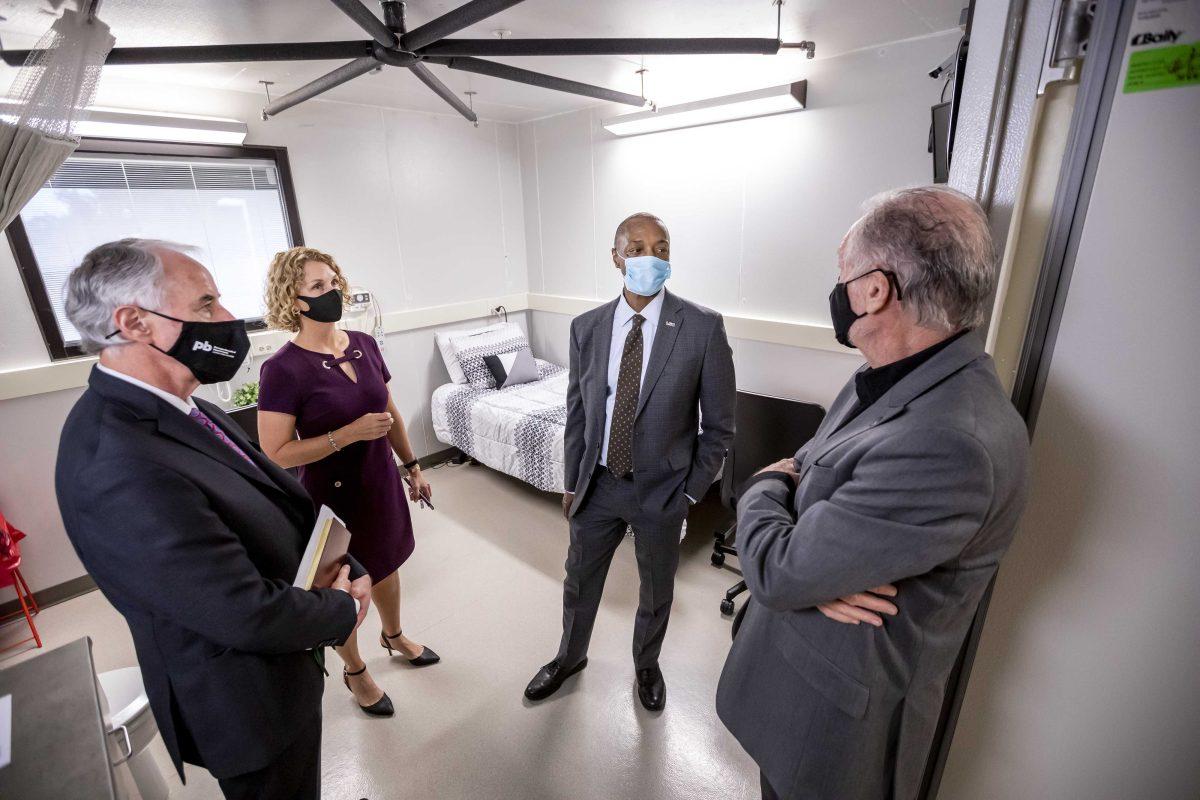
[780, 40, 816, 59]
[372, 41, 418, 67]
[1038, 0, 1095, 95]
[329, 0, 399, 47]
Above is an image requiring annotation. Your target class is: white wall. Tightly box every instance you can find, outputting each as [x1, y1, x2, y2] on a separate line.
[937, 8, 1200, 796]
[0, 77, 529, 593]
[517, 32, 957, 403]
[1, 30, 953, 594]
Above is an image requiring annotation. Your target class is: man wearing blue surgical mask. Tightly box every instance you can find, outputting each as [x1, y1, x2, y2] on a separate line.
[525, 213, 736, 711]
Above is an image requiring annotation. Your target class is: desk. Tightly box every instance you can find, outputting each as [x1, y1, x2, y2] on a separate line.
[0, 637, 117, 799]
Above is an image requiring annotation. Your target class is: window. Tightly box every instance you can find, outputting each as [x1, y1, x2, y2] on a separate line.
[7, 139, 304, 359]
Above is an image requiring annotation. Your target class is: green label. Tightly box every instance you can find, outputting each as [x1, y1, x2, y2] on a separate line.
[1124, 41, 1200, 93]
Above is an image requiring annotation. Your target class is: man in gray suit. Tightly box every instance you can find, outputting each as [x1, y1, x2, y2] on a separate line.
[525, 212, 736, 710]
[717, 186, 1030, 799]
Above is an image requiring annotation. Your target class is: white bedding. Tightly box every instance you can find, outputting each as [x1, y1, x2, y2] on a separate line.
[431, 360, 568, 493]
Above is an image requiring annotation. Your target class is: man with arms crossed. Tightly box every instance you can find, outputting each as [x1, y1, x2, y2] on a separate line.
[525, 213, 736, 710]
[56, 239, 371, 799]
[718, 187, 1030, 799]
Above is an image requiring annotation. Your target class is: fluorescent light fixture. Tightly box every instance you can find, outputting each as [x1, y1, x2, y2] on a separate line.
[74, 107, 248, 145]
[602, 80, 807, 137]
[0, 102, 247, 145]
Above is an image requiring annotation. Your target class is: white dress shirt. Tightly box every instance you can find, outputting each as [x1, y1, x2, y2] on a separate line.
[94, 363, 360, 609]
[96, 362, 197, 414]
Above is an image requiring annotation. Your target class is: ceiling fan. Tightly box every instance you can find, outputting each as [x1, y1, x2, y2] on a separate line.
[2, 0, 816, 124]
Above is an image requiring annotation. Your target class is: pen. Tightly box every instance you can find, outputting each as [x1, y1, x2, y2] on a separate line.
[403, 475, 435, 510]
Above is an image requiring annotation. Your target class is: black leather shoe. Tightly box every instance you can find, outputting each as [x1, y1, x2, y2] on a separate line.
[636, 667, 666, 711]
[524, 658, 588, 701]
[343, 666, 395, 717]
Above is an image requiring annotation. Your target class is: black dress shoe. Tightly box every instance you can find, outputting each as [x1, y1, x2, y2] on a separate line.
[636, 667, 666, 711]
[524, 658, 588, 701]
[343, 666, 395, 717]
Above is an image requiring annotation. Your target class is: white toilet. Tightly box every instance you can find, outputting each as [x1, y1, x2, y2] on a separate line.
[98, 667, 170, 800]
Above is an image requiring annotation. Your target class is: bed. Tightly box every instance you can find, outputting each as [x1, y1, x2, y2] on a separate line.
[431, 359, 569, 493]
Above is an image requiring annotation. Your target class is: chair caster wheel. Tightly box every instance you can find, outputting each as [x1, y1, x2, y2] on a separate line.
[711, 552, 725, 567]
[720, 599, 735, 616]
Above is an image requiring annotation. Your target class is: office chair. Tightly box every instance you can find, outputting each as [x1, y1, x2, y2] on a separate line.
[712, 391, 825, 615]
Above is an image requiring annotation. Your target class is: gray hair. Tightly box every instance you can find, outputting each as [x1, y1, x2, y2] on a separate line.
[842, 186, 996, 333]
[64, 238, 193, 354]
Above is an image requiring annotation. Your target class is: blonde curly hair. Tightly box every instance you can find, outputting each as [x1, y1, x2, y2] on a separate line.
[264, 246, 352, 332]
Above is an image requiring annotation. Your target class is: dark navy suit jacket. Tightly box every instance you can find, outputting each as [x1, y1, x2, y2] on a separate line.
[56, 367, 357, 780]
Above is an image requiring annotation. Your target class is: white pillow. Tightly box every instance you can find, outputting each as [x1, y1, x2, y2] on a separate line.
[436, 321, 529, 384]
[435, 321, 510, 384]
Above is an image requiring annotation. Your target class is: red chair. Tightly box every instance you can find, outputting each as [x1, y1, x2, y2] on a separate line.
[0, 511, 41, 652]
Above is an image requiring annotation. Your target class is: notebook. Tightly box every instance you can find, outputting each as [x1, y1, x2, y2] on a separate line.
[293, 506, 352, 590]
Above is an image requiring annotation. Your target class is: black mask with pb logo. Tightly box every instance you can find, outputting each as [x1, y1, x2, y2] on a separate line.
[130, 308, 250, 384]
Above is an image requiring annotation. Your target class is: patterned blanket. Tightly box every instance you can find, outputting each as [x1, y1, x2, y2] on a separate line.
[431, 360, 568, 493]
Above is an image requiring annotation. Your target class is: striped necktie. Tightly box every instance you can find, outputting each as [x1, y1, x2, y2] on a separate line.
[189, 407, 255, 466]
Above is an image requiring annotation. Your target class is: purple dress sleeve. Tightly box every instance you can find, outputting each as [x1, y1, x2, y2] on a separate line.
[257, 355, 301, 416]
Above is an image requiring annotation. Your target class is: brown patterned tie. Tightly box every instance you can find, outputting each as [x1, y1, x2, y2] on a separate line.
[607, 313, 644, 478]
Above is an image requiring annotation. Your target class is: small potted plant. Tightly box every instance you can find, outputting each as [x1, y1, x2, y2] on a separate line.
[231, 380, 259, 410]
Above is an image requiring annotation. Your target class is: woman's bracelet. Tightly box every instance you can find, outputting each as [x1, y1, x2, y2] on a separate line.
[327, 431, 341, 452]
[402, 458, 420, 471]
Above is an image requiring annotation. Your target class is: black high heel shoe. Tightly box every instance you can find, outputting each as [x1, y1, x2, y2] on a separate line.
[380, 630, 441, 666]
[342, 666, 394, 717]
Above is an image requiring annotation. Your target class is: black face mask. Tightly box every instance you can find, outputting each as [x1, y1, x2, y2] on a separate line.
[828, 268, 903, 348]
[297, 289, 344, 323]
[109, 309, 250, 384]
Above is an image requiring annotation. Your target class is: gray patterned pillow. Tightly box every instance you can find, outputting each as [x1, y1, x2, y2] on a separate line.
[455, 328, 530, 389]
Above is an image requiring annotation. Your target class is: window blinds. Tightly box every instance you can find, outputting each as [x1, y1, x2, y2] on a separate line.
[20, 152, 293, 347]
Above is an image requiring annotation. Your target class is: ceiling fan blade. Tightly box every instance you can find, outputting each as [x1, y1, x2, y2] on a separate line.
[424, 56, 648, 107]
[402, 0, 527, 52]
[328, 0, 399, 47]
[262, 57, 379, 118]
[0, 41, 374, 67]
[418, 37, 782, 57]
[409, 63, 479, 123]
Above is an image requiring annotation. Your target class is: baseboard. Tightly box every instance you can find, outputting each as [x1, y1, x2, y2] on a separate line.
[0, 451, 459, 618]
[0, 573, 97, 618]
[418, 447, 459, 469]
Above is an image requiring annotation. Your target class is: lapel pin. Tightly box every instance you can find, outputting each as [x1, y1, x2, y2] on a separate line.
[665, 320, 676, 327]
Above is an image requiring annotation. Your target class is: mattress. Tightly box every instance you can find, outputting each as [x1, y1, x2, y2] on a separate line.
[432, 360, 568, 493]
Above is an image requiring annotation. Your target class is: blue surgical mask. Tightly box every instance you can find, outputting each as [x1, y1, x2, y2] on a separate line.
[622, 255, 671, 296]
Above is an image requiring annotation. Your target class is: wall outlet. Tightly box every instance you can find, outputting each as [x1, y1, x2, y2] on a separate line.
[352, 292, 372, 304]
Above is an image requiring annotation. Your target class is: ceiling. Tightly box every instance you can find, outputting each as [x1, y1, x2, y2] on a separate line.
[0, 0, 965, 123]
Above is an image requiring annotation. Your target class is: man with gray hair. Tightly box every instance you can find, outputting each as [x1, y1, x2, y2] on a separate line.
[717, 187, 1030, 800]
[55, 239, 371, 799]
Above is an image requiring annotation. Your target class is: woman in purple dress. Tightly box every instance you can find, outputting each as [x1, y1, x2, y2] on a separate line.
[257, 246, 439, 718]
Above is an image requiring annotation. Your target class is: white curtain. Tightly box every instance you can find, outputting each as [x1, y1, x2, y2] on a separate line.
[0, 7, 114, 228]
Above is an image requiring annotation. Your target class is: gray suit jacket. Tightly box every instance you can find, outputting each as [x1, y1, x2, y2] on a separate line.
[564, 288, 736, 518]
[716, 333, 1030, 800]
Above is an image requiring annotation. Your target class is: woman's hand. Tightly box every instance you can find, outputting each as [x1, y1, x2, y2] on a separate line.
[407, 469, 432, 503]
[337, 411, 393, 444]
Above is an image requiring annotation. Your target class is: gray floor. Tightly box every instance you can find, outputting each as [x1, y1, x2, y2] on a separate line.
[1, 461, 761, 800]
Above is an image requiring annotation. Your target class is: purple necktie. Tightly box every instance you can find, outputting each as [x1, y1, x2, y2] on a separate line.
[189, 407, 255, 466]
